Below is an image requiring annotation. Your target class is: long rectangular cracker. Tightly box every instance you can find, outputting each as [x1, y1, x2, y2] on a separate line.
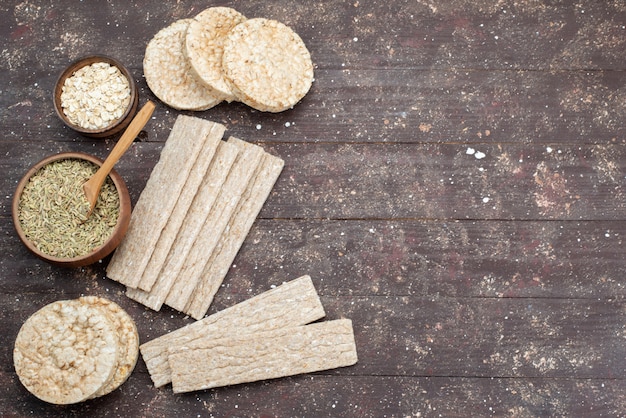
[140, 275, 325, 387]
[163, 137, 265, 312]
[107, 115, 225, 287]
[169, 319, 358, 393]
[126, 140, 240, 310]
[183, 151, 284, 319]
[136, 127, 223, 291]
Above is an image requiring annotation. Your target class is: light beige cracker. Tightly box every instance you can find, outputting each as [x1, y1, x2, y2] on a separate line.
[13, 300, 118, 404]
[140, 275, 325, 387]
[126, 140, 239, 310]
[79, 296, 139, 398]
[170, 319, 358, 393]
[144, 19, 222, 110]
[184, 151, 284, 319]
[185, 7, 246, 102]
[107, 115, 225, 288]
[136, 121, 224, 291]
[163, 137, 265, 312]
[222, 18, 314, 112]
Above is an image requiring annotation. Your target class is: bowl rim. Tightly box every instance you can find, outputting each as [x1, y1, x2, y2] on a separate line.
[53, 54, 138, 137]
[12, 151, 132, 267]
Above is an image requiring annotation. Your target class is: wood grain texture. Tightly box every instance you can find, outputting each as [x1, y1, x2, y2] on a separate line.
[1, 0, 625, 416]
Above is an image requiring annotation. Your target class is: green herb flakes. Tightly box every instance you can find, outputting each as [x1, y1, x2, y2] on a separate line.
[18, 158, 120, 258]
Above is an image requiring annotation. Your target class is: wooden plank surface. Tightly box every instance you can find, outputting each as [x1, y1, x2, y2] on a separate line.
[1, 0, 625, 416]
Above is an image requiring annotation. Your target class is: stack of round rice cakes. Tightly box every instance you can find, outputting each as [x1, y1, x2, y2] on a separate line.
[13, 296, 139, 404]
[144, 7, 314, 112]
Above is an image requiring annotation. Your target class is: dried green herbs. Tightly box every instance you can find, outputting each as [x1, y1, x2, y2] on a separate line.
[18, 158, 120, 258]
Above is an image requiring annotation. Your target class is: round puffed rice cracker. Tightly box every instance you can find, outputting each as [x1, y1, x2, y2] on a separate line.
[222, 18, 314, 112]
[144, 19, 222, 111]
[185, 7, 247, 102]
[13, 299, 119, 404]
[79, 296, 139, 398]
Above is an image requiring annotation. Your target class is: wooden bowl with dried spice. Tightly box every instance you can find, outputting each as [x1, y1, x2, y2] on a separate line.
[12, 152, 132, 267]
[53, 55, 139, 138]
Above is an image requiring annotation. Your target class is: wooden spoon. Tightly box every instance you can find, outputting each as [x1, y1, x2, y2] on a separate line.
[83, 100, 155, 216]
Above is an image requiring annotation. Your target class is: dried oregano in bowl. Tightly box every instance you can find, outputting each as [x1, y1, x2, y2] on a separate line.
[12, 152, 132, 267]
[18, 158, 118, 257]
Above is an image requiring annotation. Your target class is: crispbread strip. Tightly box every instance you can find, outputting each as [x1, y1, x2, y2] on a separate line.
[183, 151, 284, 319]
[107, 116, 225, 288]
[169, 319, 358, 393]
[136, 127, 223, 291]
[140, 275, 325, 387]
[126, 141, 239, 310]
[163, 137, 264, 312]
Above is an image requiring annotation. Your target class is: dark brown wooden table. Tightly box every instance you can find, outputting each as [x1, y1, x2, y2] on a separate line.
[2, 1, 625, 416]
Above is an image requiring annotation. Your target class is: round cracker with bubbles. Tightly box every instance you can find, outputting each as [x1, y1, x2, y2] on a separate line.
[13, 299, 118, 404]
[144, 19, 222, 110]
[80, 296, 139, 397]
[222, 18, 314, 112]
[185, 7, 247, 102]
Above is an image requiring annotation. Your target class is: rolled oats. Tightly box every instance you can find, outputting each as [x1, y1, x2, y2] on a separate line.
[60, 62, 131, 130]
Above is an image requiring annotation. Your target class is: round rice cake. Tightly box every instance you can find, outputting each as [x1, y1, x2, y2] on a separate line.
[222, 18, 314, 112]
[13, 299, 118, 404]
[185, 7, 247, 102]
[79, 296, 139, 397]
[144, 18, 222, 110]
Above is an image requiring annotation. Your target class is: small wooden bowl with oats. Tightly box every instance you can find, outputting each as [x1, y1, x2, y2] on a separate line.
[53, 55, 139, 138]
[12, 152, 132, 267]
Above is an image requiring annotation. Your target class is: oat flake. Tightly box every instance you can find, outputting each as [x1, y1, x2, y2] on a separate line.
[60, 62, 131, 130]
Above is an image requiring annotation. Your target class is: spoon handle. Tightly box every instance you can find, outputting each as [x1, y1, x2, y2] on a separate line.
[98, 101, 155, 179]
[84, 100, 155, 212]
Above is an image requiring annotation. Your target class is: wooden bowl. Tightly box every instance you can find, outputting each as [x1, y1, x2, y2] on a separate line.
[12, 152, 132, 268]
[53, 55, 139, 138]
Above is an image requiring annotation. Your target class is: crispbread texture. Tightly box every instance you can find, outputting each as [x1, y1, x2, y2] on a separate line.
[107, 115, 226, 289]
[222, 18, 314, 112]
[126, 139, 240, 311]
[135, 120, 224, 292]
[121, 125, 284, 317]
[13, 300, 119, 404]
[185, 7, 247, 102]
[164, 137, 265, 312]
[184, 150, 284, 319]
[79, 296, 139, 397]
[139, 275, 325, 387]
[144, 19, 222, 110]
[169, 319, 358, 393]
